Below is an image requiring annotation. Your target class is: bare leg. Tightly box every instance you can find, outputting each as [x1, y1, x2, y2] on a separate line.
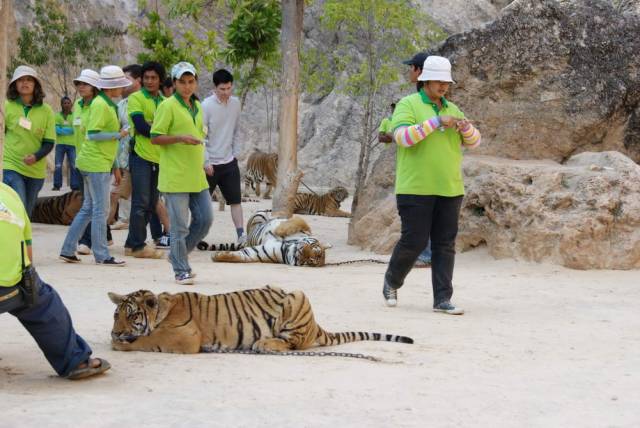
[230, 203, 244, 230]
[156, 198, 170, 234]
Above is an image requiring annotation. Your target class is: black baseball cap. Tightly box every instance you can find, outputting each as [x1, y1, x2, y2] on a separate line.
[402, 52, 428, 68]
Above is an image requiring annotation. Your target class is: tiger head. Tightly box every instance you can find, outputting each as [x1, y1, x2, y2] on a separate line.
[329, 186, 349, 204]
[297, 237, 332, 267]
[108, 290, 174, 343]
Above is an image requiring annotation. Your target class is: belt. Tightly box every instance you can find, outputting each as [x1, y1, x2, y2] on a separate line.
[0, 288, 20, 302]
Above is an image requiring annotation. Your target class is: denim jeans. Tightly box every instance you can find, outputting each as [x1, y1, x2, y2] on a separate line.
[125, 151, 159, 251]
[61, 171, 112, 262]
[385, 194, 463, 306]
[150, 211, 163, 240]
[164, 190, 213, 276]
[53, 144, 81, 190]
[2, 169, 45, 218]
[5, 278, 92, 377]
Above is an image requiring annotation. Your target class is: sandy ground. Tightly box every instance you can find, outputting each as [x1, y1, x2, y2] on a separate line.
[1, 194, 639, 428]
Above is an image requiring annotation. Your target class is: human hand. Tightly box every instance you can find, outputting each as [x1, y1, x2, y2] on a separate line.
[119, 129, 129, 138]
[182, 135, 202, 145]
[204, 164, 214, 176]
[113, 168, 122, 186]
[439, 116, 459, 128]
[23, 154, 37, 165]
[456, 119, 471, 132]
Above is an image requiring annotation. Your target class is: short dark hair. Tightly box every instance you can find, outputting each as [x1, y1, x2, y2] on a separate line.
[61, 96, 72, 106]
[212, 69, 233, 86]
[141, 61, 166, 82]
[123, 64, 143, 80]
[161, 77, 173, 89]
[7, 79, 45, 105]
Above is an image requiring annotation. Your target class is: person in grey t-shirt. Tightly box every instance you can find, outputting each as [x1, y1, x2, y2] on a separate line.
[202, 69, 245, 244]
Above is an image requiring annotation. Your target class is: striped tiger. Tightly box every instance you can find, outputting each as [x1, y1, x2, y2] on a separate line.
[243, 149, 278, 199]
[212, 210, 330, 267]
[108, 285, 413, 354]
[31, 190, 83, 225]
[293, 186, 350, 217]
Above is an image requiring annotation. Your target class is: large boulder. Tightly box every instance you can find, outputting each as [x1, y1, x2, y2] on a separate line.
[350, 151, 640, 270]
[435, 0, 640, 163]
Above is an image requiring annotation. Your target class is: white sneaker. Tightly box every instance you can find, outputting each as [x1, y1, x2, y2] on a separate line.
[77, 244, 92, 255]
[237, 234, 248, 247]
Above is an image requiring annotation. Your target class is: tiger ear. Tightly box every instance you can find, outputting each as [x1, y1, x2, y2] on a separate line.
[108, 292, 124, 305]
[320, 242, 333, 250]
[154, 292, 176, 326]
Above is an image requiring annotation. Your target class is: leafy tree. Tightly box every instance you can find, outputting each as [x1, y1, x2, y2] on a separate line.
[11, 0, 120, 97]
[304, 0, 445, 230]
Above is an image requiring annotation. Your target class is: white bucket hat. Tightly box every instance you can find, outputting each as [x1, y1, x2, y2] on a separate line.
[171, 61, 197, 79]
[10, 65, 41, 85]
[73, 69, 100, 88]
[417, 56, 456, 83]
[96, 65, 132, 89]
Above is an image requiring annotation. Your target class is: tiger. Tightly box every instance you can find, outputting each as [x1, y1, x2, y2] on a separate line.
[293, 186, 351, 217]
[108, 285, 413, 354]
[243, 149, 278, 199]
[211, 210, 330, 267]
[31, 190, 83, 225]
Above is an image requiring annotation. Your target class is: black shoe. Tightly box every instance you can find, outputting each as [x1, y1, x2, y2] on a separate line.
[59, 254, 81, 263]
[382, 280, 398, 307]
[96, 257, 126, 267]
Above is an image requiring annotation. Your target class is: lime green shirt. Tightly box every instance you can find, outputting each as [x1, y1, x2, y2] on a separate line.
[76, 92, 119, 173]
[150, 94, 208, 193]
[72, 98, 92, 153]
[379, 117, 392, 133]
[0, 183, 32, 287]
[3, 99, 56, 179]
[128, 88, 164, 164]
[55, 111, 75, 146]
[391, 90, 466, 197]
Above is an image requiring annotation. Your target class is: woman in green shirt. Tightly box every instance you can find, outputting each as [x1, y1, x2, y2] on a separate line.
[2, 66, 56, 217]
[150, 62, 213, 285]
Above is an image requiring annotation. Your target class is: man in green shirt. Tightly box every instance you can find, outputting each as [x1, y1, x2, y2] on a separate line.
[0, 183, 111, 379]
[150, 62, 213, 285]
[382, 56, 482, 314]
[53, 96, 80, 191]
[378, 102, 396, 144]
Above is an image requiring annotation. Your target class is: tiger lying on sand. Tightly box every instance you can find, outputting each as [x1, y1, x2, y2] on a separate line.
[31, 190, 83, 225]
[109, 285, 413, 354]
[243, 149, 278, 199]
[293, 186, 351, 217]
[210, 210, 330, 267]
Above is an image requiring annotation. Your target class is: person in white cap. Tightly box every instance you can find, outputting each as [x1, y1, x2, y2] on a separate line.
[2, 65, 56, 217]
[382, 55, 481, 314]
[59, 65, 130, 266]
[150, 62, 213, 285]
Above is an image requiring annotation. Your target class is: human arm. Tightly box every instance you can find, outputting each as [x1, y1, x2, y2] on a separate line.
[456, 119, 482, 149]
[131, 114, 152, 138]
[29, 140, 54, 162]
[56, 125, 74, 136]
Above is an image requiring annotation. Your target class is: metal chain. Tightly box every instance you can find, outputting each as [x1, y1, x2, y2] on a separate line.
[205, 348, 380, 362]
[325, 259, 388, 266]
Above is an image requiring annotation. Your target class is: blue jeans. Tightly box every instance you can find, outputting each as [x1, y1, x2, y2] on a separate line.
[164, 190, 213, 276]
[5, 278, 92, 377]
[125, 151, 159, 251]
[2, 169, 44, 218]
[53, 144, 81, 190]
[61, 171, 112, 262]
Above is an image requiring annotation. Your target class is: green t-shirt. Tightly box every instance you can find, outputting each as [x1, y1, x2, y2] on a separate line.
[71, 98, 92, 153]
[3, 99, 56, 179]
[391, 90, 466, 197]
[76, 92, 120, 173]
[55, 111, 75, 146]
[379, 117, 392, 133]
[128, 88, 164, 164]
[0, 183, 32, 287]
[150, 94, 208, 193]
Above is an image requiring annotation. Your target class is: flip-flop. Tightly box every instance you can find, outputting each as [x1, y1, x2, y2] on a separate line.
[66, 358, 111, 380]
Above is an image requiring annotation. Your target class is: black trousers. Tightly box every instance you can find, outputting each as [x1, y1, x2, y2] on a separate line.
[385, 194, 463, 306]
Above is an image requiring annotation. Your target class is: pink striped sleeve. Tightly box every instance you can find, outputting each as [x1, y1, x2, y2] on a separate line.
[393, 117, 441, 147]
[460, 123, 481, 148]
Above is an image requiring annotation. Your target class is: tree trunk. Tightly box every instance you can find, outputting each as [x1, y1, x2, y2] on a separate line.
[272, 0, 303, 217]
[0, 0, 11, 182]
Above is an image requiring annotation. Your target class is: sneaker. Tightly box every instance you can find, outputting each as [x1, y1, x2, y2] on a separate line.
[237, 233, 248, 248]
[77, 244, 92, 255]
[155, 235, 170, 249]
[175, 272, 195, 285]
[124, 247, 133, 256]
[382, 280, 398, 307]
[132, 246, 164, 259]
[96, 257, 126, 267]
[414, 258, 431, 268]
[59, 254, 81, 263]
[433, 301, 464, 315]
[111, 220, 129, 230]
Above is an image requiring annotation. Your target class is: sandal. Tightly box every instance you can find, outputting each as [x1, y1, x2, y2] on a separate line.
[66, 357, 111, 380]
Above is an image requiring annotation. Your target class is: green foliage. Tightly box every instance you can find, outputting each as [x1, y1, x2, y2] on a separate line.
[12, 0, 119, 96]
[134, 0, 219, 72]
